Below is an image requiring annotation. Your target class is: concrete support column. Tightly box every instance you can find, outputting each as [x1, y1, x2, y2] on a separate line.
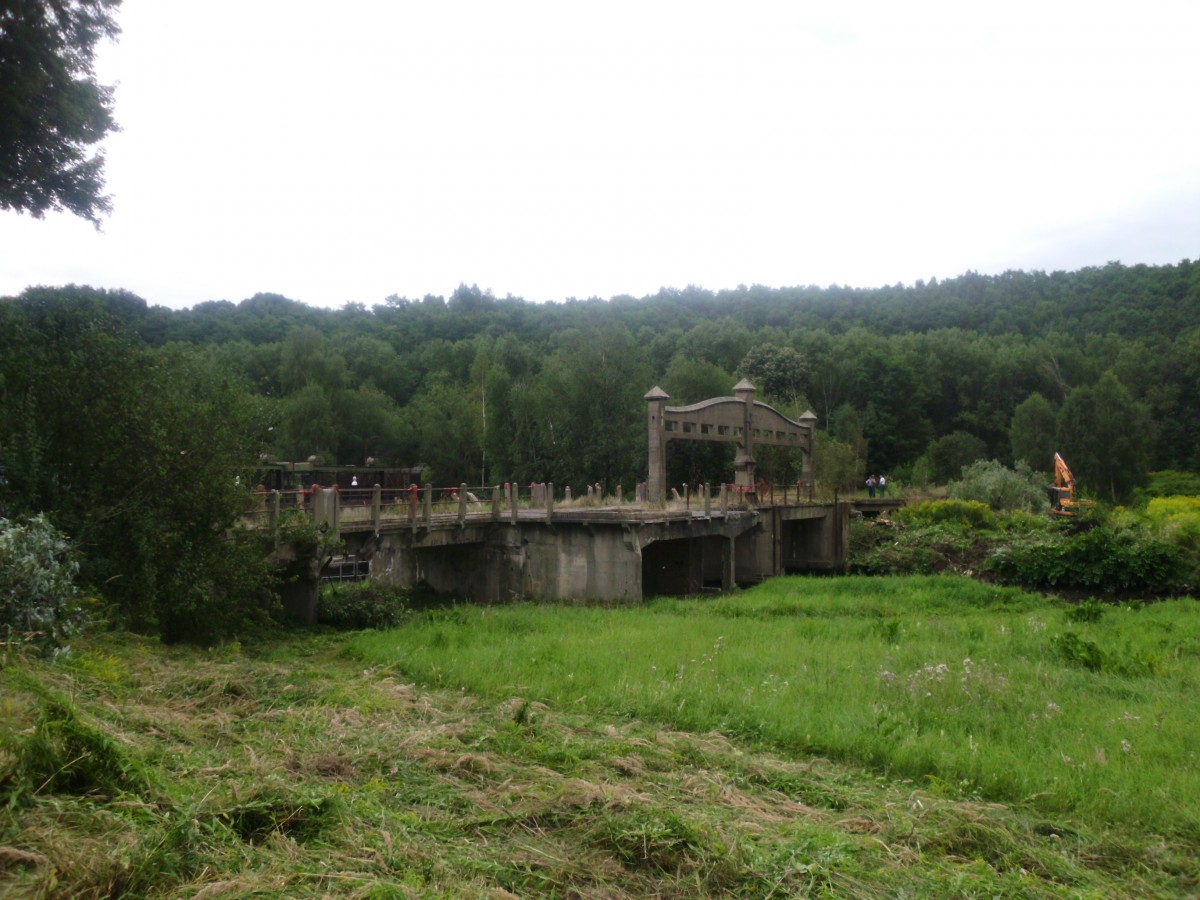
[725, 535, 736, 590]
[372, 484, 382, 532]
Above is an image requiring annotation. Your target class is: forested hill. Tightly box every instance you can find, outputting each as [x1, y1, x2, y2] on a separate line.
[17, 259, 1200, 344]
[5, 259, 1200, 500]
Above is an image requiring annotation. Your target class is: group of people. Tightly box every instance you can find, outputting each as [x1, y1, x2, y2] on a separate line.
[865, 474, 888, 498]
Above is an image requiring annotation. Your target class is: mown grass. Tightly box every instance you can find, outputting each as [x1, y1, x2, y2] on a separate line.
[346, 576, 1200, 838]
[2, 577, 1198, 897]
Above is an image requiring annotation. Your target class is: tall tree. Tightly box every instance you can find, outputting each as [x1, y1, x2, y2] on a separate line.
[736, 343, 809, 409]
[926, 431, 988, 484]
[1009, 392, 1058, 472]
[543, 326, 651, 493]
[0, 298, 272, 642]
[1058, 371, 1155, 503]
[0, 0, 121, 223]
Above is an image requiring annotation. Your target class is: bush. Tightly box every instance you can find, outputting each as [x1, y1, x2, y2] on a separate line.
[986, 522, 1186, 595]
[1136, 471, 1200, 504]
[893, 499, 996, 530]
[317, 581, 409, 630]
[1144, 496, 1200, 548]
[0, 514, 86, 655]
[948, 459, 1048, 513]
[1142, 495, 1200, 584]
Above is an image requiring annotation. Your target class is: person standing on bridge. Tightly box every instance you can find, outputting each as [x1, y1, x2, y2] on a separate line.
[866, 474, 877, 498]
[878, 475, 887, 496]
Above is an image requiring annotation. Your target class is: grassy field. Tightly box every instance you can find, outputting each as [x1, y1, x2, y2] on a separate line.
[3, 575, 1199, 897]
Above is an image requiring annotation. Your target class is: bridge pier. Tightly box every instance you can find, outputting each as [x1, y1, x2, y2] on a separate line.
[349, 501, 848, 604]
[272, 493, 850, 612]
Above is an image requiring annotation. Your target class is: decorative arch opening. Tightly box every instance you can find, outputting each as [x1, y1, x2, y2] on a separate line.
[645, 380, 817, 506]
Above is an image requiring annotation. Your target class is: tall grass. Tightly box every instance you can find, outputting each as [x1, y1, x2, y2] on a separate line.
[347, 575, 1200, 836]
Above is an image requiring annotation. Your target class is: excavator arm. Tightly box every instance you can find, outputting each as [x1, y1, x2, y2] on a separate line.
[1049, 452, 1092, 516]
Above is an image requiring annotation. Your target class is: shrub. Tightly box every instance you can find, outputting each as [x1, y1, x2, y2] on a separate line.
[1144, 496, 1200, 549]
[986, 522, 1185, 594]
[893, 499, 996, 530]
[997, 509, 1050, 535]
[317, 581, 409, 630]
[948, 459, 1049, 513]
[1136, 470, 1200, 503]
[1050, 631, 1160, 677]
[0, 514, 86, 655]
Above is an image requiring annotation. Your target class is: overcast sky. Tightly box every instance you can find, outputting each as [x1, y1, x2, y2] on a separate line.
[2, 0, 1198, 310]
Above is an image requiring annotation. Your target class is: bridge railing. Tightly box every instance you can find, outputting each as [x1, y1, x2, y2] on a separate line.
[242, 478, 840, 537]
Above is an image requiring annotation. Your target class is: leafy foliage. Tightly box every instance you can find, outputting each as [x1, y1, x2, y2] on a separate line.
[1137, 470, 1200, 502]
[0, 514, 85, 654]
[1058, 371, 1155, 503]
[317, 581, 408, 630]
[986, 522, 1186, 594]
[0, 294, 275, 643]
[948, 459, 1048, 513]
[0, 0, 122, 223]
[893, 499, 996, 530]
[925, 431, 988, 484]
[1008, 392, 1057, 472]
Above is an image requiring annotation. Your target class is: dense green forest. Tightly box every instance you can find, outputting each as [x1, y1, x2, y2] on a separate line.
[3, 260, 1199, 638]
[7, 260, 1200, 490]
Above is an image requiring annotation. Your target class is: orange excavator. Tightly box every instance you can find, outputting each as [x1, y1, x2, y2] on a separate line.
[1048, 453, 1093, 516]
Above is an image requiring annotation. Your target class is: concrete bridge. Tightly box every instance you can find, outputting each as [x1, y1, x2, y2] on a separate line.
[260, 379, 898, 621]
[260, 483, 850, 622]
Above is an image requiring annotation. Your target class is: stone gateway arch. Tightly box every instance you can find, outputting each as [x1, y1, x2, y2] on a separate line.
[645, 379, 817, 505]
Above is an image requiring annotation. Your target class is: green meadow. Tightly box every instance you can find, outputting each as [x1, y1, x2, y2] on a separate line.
[348, 575, 1200, 837]
[6, 575, 1200, 896]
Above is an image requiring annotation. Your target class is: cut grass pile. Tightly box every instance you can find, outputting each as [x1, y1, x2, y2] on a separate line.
[0, 575, 1196, 897]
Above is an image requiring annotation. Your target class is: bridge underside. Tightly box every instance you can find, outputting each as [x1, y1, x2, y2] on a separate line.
[342, 503, 849, 606]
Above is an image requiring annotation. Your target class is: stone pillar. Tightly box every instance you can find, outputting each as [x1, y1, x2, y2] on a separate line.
[733, 378, 756, 491]
[645, 386, 669, 507]
[799, 409, 818, 487]
[313, 487, 340, 538]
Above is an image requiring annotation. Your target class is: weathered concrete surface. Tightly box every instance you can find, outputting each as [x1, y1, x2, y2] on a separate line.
[342, 502, 849, 605]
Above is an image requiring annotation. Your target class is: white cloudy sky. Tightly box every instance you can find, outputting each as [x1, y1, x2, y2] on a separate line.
[2, 0, 1199, 310]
